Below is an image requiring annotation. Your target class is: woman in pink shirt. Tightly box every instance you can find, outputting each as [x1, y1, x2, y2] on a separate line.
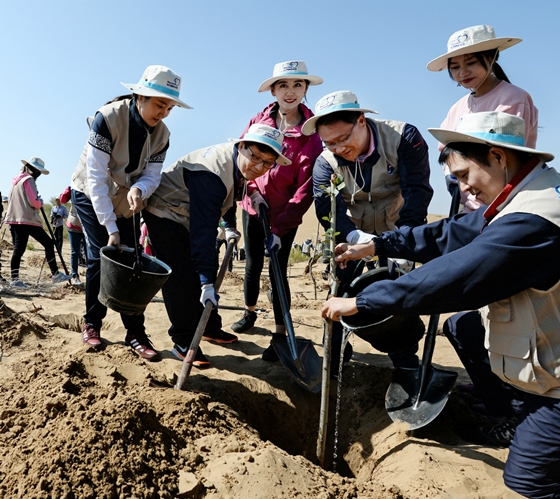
[427, 25, 538, 212]
[4, 157, 70, 287]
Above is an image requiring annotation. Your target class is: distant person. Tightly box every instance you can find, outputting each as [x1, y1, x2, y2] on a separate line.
[144, 124, 291, 367]
[59, 186, 85, 286]
[0, 192, 6, 284]
[71, 65, 190, 360]
[4, 157, 70, 287]
[301, 238, 312, 256]
[231, 61, 324, 362]
[50, 196, 68, 250]
[428, 24, 538, 213]
[139, 218, 153, 256]
[304, 90, 432, 374]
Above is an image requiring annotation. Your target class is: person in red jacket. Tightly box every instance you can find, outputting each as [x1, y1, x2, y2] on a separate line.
[231, 60, 324, 361]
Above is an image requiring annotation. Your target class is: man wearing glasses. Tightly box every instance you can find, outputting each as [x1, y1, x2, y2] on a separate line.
[143, 124, 291, 367]
[302, 90, 433, 372]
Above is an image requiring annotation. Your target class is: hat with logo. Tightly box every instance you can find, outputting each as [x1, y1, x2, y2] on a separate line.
[121, 65, 191, 108]
[302, 90, 378, 136]
[21, 157, 49, 175]
[427, 25, 522, 72]
[258, 60, 323, 92]
[428, 111, 554, 162]
[237, 124, 292, 165]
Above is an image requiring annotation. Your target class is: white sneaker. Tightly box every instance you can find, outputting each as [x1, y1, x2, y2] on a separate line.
[71, 276, 82, 286]
[10, 280, 28, 288]
[52, 271, 71, 283]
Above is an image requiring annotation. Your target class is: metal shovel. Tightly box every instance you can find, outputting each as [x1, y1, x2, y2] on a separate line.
[385, 314, 457, 429]
[260, 206, 322, 393]
[385, 191, 461, 429]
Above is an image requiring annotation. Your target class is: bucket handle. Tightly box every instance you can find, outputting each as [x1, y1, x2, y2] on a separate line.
[132, 211, 143, 277]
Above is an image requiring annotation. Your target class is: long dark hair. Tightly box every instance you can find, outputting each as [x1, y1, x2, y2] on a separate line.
[448, 49, 511, 83]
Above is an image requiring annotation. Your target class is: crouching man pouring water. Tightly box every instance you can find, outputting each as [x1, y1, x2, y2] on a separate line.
[322, 112, 560, 498]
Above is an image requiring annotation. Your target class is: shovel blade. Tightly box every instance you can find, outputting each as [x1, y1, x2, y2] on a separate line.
[273, 339, 322, 393]
[385, 366, 458, 430]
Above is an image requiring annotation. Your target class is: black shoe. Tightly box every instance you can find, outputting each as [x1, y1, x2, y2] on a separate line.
[477, 416, 518, 447]
[231, 310, 257, 333]
[202, 329, 238, 344]
[262, 333, 286, 362]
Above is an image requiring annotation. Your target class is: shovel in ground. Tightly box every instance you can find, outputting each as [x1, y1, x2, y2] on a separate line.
[385, 314, 457, 430]
[260, 206, 322, 393]
[175, 238, 236, 391]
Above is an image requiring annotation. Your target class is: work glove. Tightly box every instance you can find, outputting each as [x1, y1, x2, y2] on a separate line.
[200, 284, 219, 308]
[346, 229, 374, 245]
[264, 233, 282, 256]
[389, 258, 415, 274]
[225, 228, 241, 243]
[250, 191, 269, 220]
[445, 173, 458, 195]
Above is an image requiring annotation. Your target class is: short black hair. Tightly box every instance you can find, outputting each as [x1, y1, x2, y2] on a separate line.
[241, 141, 278, 158]
[315, 110, 362, 130]
[439, 141, 532, 166]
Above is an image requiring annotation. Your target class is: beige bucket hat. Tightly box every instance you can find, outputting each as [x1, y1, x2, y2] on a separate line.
[21, 156, 49, 175]
[258, 60, 323, 92]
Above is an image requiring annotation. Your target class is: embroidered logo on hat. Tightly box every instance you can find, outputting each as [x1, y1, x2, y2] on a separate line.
[318, 95, 337, 111]
[283, 61, 299, 72]
[450, 33, 470, 49]
[263, 128, 282, 141]
[168, 77, 180, 90]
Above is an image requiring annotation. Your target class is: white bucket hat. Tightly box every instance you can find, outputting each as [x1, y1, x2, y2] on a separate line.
[237, 124, 292, 166]
[121, 65, 191, 108]
[257, 60, 323, 92]
[428, 111, 554, 162]
[302, 90, 378, 136]
[427, 25, 522, 72]
[21, 156, 49, 175]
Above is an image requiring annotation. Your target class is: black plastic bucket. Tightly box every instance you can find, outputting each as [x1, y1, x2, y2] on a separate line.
[341, 267, 425, 353]
[99, 246, 172, 315]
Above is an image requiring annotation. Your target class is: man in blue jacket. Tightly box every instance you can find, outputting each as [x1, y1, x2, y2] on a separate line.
[303, 90, 433, 372]
[144, 124, 291, 367]
[322, 112, 560, 499]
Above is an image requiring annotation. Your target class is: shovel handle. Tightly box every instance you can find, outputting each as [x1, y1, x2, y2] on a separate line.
[259, 205, 301, 370]
[175, 238, 236, 390]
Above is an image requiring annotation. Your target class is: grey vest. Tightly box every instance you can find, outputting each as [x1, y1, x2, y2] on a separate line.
[322, 119, 405, 234]
[145, 142, 238, 229]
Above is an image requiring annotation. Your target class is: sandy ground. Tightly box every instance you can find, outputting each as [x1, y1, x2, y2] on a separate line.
[0, 217, 523, 499]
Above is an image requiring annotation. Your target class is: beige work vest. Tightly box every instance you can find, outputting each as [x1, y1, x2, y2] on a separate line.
[482, 167, 560, 398]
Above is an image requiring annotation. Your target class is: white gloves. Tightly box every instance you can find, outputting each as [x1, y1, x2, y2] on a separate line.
[347, 229, 374, 245]
[389, 258, 415, 273]
[225, 228, 241, 243]
[265, 234, 282, 256]
[200, 284, 219, 308]
[250, 191, 269, 220]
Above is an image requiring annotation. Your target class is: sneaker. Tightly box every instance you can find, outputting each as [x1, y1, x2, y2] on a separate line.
[231, 310, 257, 333]
[82, 324, 103, 349]
[52, 271, 71, 283]
[10, 280, 28, 288]
[202, 329, 238, 344]
[125, 333, 159, 361]
[71, 276, 82, 286]
[262, 333, 287, 362]
[477, 417, 518, 447]
[171, 344, 210, 368]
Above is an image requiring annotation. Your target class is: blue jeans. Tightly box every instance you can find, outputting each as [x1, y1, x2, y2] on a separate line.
[68, 230, 84, 278]
[504, 393, 560, 498]
[72, 190, 145, 335]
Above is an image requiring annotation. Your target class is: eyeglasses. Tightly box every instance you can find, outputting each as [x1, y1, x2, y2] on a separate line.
[245, 146, 276, 170]
[323, 121, 357, 151]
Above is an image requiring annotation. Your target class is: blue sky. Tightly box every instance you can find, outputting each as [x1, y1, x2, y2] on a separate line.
[1, 0, 558, 215]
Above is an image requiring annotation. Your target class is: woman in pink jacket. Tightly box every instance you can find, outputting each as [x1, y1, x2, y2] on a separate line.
[231, 60, 324, 361]
[4, 157, 70, 287]
[427, 25, 538, 212]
